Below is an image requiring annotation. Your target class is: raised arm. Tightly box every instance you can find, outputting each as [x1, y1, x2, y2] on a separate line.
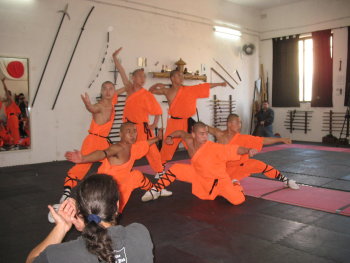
[115, 86, 127, 95]
[209, 82, 227, 89]
[165, 130, 190, 145]
[148, 114, 160, 130]
[147, 128, 163, 145]
[65, 144, 121, 164]
[263, 137, 291, 145]
[81, 92, 101, 114]
[207, 125, 223, 138]
[112, 48, 132, 89]
[149, 83, 168, 95]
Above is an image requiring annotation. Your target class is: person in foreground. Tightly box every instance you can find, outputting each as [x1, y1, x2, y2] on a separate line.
[27, 174, 154, 263]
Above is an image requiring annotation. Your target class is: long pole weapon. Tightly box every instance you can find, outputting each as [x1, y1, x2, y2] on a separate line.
[52, 6, 95, 110]
[213, 58, 238, 85]
[210, 68, 235, 89]
[31, 4, 70, 107]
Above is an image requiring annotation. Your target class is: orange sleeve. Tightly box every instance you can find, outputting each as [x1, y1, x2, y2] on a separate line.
[223, 144, 241, 161]
[192, 83, 210, 98]
[239, 135, 264, 151]
[112, 93, 118, 106]
[144, 91, 162, 115]
[132, 141, 150, 159]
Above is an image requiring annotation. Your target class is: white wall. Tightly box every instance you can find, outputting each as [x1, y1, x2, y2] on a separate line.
[259, 0, 350, 142]
[0, 0, 260, 166]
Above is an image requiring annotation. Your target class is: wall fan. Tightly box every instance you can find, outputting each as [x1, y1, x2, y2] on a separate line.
[242, 43, 255, 55]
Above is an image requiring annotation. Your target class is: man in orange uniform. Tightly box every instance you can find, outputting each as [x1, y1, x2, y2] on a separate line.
[142, 122, 258, 205]
[149, 70, 227, 164]
[65, 122, 166, 214]
[0, 120, 14, 148]
[208, 113, 299, 189]
[112, 48, 172, 197]
[1, 78, 21, 145]
[58, 81, 126, 205]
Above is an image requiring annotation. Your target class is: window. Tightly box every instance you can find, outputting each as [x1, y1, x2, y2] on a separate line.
[298, 37, 313, 102]
[298, 35, 333, 102]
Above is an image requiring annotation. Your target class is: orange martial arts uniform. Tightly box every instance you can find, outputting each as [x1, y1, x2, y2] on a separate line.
[156, 141, 245, 205]
[98, 141, 153, 213]
[123, 88, 163, 173]
[6, 101, 21, 145]
[0, 123, 13, 146]
[64, 94, 118, 188]
[160, 83, 210, 163]
[226, 133, 283, 181]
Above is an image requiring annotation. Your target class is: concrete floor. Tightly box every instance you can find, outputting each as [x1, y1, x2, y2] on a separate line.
[1, 143, 350, 262]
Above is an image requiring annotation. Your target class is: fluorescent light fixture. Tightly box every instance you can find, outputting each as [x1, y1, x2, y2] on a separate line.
[214, 26, 241, 37]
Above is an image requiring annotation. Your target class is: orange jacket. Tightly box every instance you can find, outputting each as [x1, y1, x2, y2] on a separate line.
[168, 83, 210, 118]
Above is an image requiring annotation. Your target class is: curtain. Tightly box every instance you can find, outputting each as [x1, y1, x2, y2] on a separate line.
[311, 29, 333, 107]
[272, 35, 300, 107]
[345, 27, 350, 106]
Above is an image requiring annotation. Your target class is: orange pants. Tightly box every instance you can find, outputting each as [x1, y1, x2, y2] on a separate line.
[7, 115, 20, 144]
[113, 169, 153, 213]
[64, 134, 110, 188]
[155, 163, 245, 205]
[227, 159, 281, 181]
[134, 122, 163, 173]
[160, 118, 187, 163]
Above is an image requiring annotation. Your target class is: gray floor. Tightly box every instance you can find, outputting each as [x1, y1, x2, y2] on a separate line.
[1, 143, 350, 262]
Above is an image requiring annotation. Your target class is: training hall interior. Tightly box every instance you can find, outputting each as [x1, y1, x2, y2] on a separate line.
[1, 0, 350, 262]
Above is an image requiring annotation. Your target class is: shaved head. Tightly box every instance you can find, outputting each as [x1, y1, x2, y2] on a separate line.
[132, 68, 144, 76]
[120, 122, 135, 133]
[227, 113, 240, 123]
[192, 121, 207, 133]
[101, 81, 114, 88]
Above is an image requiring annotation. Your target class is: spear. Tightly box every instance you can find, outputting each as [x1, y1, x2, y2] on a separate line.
[52, 6, 95, 110]
[31, 4, 70, 107]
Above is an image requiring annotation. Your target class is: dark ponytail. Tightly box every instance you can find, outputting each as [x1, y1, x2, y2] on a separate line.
[76, 174, 119, 263]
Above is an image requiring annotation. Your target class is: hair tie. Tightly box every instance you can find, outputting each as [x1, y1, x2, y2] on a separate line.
[87, 214, 102, 224]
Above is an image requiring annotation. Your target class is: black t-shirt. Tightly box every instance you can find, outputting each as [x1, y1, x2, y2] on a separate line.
[33, 223, 153, 263]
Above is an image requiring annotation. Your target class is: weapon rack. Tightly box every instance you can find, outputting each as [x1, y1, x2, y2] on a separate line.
[212, 95, 236, 128]
[284, 110, 313, 134]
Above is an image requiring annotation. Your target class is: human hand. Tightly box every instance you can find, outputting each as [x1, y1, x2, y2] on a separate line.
[149, 123, 157, 130]
[65, 150, 83, 163]
[112, 47, 122, 59]
[248, 148, 259, 157]
[48, 199, 76, 233]
[281, 138, 292, 144]
[221, 82, 227, 87]
[81, 92, 91, 106]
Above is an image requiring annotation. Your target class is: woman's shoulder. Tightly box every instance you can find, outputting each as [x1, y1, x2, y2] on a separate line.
[108, 223, 151, 242]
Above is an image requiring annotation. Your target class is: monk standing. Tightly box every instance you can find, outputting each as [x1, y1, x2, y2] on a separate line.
[112, 47, 172, 198]
[57, 81, 125, 207]
[149, 70, 227, 164]
[1, 78, 21, 146]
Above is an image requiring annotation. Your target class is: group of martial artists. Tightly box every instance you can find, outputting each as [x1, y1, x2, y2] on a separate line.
[50, 47, 299, 222]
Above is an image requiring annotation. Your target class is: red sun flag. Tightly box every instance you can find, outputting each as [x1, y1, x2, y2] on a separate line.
[7, 61, 24, 78]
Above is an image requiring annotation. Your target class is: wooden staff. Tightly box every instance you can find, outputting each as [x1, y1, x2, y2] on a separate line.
[213, 59, 238, 85]
[210, 68, 235, 89]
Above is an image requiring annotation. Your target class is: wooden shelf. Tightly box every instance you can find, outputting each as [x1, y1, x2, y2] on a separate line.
[151, 72, 207, 82]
